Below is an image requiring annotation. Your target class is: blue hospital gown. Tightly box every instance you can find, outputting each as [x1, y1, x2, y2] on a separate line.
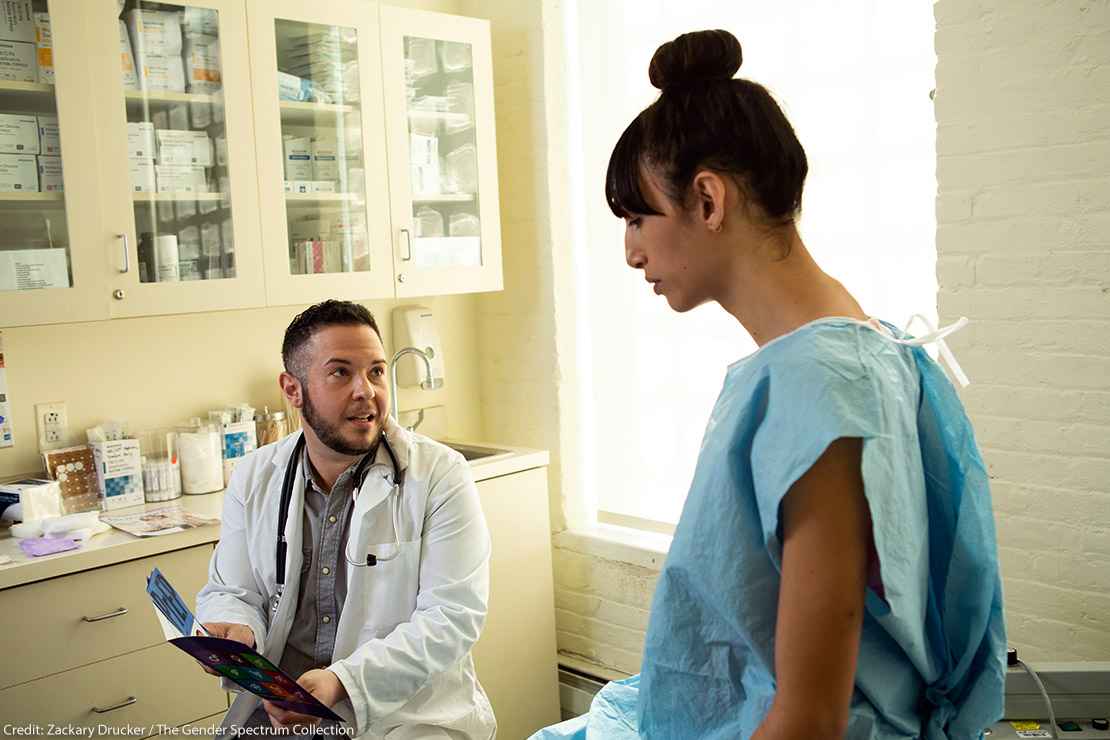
[535, 318, 1006, 740]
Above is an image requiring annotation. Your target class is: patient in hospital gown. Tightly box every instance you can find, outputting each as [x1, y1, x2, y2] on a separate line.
[533, 25, 1005, 739]
[536, 319, 1006, 739]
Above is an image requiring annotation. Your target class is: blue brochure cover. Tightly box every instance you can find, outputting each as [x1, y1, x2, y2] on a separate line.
[146, 568, 343, 722]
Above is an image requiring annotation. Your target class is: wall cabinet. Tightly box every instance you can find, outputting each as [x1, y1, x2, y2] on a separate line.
[0, 0, 502, 328]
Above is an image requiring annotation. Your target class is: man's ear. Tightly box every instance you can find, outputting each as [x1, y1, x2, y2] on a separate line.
[691, 170, 728, 232]
[278, 371, 303, 409]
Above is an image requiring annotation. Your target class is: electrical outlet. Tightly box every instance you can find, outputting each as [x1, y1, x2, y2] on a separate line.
[35, 401, 68, 451]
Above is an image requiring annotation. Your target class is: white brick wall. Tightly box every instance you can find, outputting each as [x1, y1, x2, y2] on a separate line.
[936, 0, 1110, 660]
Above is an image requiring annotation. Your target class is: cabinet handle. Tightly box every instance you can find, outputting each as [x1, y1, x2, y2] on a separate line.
[400, 228, 412, 262]
[92, 696, 137, 714]
[82, 606, 128, 622]
[117, 233, 129, 274]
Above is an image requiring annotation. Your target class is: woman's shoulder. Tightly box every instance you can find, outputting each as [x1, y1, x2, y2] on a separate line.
[729, 317, 880, 380]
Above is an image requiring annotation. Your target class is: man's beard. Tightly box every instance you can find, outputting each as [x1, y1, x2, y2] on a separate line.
[301, 386, 378, 457]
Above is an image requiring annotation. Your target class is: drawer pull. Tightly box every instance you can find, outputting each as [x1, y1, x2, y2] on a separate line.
[82, 606, 128, 622]
[92, 696, 137, 714]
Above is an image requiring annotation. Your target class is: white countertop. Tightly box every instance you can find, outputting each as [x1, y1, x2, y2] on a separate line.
[0, 442, 548, 591]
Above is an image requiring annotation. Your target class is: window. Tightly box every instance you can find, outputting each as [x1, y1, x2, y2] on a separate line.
[565, 1, 937, 527]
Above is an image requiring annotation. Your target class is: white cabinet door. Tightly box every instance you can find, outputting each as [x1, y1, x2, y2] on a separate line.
[88, 0, 266, 319]
[379, 6, 503, 298]
[246, 0, 394, 306]
[0, 0, 112, 327]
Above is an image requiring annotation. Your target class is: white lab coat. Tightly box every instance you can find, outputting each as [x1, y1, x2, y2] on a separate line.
[196, 418, 495, 739]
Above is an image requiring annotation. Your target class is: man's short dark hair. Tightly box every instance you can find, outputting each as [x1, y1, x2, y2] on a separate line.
[282, 300, 382, 379]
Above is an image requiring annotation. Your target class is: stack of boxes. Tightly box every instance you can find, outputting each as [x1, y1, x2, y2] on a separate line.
[125, 7, 222, 95]
[282, 134, 347, 194]
[0, 1, 34, 84]
[0, 112, 62, 193]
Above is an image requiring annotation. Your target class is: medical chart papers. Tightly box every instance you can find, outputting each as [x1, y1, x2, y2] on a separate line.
[146, 568, 343, 721]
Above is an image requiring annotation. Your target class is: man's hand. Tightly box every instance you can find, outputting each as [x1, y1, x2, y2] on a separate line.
[197, 622, 256, 676]
[264, 669, 348, 729]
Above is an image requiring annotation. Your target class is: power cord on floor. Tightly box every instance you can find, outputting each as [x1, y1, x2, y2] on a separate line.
[1011, 647, 1058, 740]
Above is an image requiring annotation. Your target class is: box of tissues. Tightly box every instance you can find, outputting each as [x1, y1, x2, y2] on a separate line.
[0, 478, 62, 521]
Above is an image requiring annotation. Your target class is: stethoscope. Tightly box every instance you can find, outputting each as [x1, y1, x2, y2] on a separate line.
[271, 431, 405, 618]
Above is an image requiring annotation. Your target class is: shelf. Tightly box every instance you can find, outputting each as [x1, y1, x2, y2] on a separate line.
[124, 90, 219, 110]
[0, 191, 63, 201]
[285, 192, 362, 203]
[413, 193, 473, 204]
[279, 100, 357, 124]
[0, 80, 56, 111]
[0, 190, 63, 205]
[133, 192, 225, 202]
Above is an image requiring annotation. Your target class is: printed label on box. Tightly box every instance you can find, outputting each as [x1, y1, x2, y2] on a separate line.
[0, 113, 37, 154]
[0, 152, 36, 191]
[0, 39, 33, 82]
[37, 154, 61, 191]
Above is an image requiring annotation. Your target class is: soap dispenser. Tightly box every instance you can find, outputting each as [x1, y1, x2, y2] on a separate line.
[392, 305, 446, 388]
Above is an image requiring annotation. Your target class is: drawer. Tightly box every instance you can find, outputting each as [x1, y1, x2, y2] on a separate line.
[0, 642, 227, 727]
[0, 544, 213, 688]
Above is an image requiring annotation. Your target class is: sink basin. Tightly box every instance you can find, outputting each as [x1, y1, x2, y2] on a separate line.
[443, 442, 511, 462]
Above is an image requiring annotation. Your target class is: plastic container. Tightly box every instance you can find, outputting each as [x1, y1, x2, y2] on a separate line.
[177, 422, 224, 494]
[445, 143, 478, 194]
[255, 408, 288, 447]
[449, 211, 480, 237]
[140, 429, 181, 503]
[407, 37, 438, 78]
[437, 40, 471, 72]
[414, 207, 444, 237]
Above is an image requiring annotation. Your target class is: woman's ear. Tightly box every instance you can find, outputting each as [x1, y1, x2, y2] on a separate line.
[692, 170, 727, 232]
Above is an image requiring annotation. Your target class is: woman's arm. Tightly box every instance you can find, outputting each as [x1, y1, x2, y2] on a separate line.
[752, 437, 870, 740]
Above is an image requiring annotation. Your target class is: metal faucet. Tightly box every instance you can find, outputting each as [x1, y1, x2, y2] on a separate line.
[389, 347, 439, 429]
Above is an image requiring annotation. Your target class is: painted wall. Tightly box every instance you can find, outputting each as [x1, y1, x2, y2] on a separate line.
[935, 0, 1110, 660]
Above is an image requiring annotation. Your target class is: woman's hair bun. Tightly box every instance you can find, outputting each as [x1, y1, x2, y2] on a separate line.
[648, 29, 742, 91]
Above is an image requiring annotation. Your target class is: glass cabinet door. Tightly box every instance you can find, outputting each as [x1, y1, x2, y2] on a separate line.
[380, 7, 502, 297]
[93, 0, 264, 318]
[0, 0, 110, 326]
[246, 0, 393, 305]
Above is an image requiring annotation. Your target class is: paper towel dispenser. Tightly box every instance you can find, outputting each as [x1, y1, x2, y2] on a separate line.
[392, 305, 445, 388]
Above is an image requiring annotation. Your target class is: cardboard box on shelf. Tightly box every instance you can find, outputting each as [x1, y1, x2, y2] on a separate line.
[183, 33, 221, 94]
[32, 11, 50, 84]
[126, 8, 182, 58]
[155, 163, 206, 192]
[0, 1, 34, 44]
[136, 54, 185, 93]
[118, 20, 138, 90]
[312, 138, 339, 181]
[36, 154, 61, 191]
[0, 39, 34, 82]
[0, 152, 36, 191]
[127, 121, 155, 160]
[129, 157, 155, 192]
[37, 114, 58, 155]
[156, 129, 213, 166]
[0, 113, 37, 154]
[283, 136, 312, 180]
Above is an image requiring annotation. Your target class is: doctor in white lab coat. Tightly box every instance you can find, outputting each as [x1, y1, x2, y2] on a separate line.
[196, 300, 495, 739]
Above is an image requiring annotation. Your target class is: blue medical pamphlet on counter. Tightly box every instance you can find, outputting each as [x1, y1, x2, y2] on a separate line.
[146, 568, 342, 721]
